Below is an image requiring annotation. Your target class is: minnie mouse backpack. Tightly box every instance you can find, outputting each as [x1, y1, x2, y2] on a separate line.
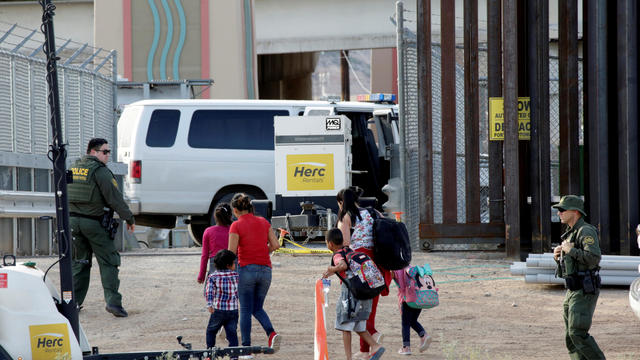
[405, 264, 439, 309]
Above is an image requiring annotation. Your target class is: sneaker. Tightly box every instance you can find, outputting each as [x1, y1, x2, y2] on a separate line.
[268, 331, 281, 353]
[419, 335, 432, 352]
[373, 332, 384, 344]
[105, 304, 128, 317]
[398, 346, 412, 355]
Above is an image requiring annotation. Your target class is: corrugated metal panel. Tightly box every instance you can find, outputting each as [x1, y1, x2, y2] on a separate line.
[57, 69, 65, 147]
[81, 73, 94, 144]
[64, 70, 82, 159]
[31, 64, 49, 155]
[0, 55, 13, 152]
[13, 59, 31, 154]
[95, 78, 113, 143]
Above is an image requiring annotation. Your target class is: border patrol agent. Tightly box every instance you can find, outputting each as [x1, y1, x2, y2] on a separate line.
[68, 138, 135, 317]
[552, 195, 605, 359]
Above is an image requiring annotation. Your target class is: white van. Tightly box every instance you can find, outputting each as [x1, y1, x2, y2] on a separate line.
[117, 99, 397, 244]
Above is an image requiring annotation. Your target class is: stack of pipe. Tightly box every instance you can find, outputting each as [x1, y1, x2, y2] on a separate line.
[511, 253, 640, 286]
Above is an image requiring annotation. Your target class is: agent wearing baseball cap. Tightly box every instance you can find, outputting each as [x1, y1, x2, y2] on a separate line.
[552, 195, 605, 359]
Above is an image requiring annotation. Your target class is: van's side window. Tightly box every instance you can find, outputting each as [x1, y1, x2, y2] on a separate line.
[146, 110, 180, 147]
[188, 109, 289, 150]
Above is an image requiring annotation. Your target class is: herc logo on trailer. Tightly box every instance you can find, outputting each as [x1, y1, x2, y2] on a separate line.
[29, 323, 71, 359]
[286, 154, 334, 191]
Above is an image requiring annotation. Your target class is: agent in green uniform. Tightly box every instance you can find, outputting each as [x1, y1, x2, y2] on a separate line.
[552, 195, 605, 360]
[68, 138, 135, 317]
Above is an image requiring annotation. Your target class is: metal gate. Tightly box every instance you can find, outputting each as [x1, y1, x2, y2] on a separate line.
[396, 1, 583, 251]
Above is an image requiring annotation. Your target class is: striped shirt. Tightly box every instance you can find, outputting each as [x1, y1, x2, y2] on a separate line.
[205, 269, 239, 311]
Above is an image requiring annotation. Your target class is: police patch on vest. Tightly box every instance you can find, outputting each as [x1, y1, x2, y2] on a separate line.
[584, 236, 595, 245]
[72, 167, 89, 181]
[111, 178, 118, 188]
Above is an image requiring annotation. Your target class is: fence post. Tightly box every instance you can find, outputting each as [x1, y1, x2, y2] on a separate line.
[503, 0, 520, 259]
[464, 0, 480, 223]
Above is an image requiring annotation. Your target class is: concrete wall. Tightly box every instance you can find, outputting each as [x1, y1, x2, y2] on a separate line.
[209, 0, 251, 99]
[93, 0, 253, 99]
[0, 0, 94, 45]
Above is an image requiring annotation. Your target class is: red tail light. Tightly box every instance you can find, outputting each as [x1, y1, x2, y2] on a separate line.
[130, 160, 141, 183]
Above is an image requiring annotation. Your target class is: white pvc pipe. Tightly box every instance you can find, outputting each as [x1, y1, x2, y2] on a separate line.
[531, 258, 640, 270]
[509, 262, 527, 275]
[526, 273, 637, 286]
[527, 253, 640, 261]
[523, 267, 639, 277]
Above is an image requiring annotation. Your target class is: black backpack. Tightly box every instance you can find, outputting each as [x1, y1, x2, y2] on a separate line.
[366, 208, 412, 270]
[331, 247, 387, 300]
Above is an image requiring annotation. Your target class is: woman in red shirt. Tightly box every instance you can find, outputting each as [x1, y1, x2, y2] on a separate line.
[228, 193, 281, 353]
[197, 203, 233, 284]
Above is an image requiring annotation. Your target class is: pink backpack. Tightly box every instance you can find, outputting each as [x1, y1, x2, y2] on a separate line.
[404, 264, 439, 309]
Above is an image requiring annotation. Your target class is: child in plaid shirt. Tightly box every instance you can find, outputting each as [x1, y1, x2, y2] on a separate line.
[205, 249, 239, 349]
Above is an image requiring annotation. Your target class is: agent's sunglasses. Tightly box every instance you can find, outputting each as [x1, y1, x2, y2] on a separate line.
[98, 149, 111, 155]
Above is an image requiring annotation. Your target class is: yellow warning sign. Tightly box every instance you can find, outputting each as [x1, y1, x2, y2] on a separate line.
[29, 323, 71, 359]
[287, 154, 334, 191]
[489, 97, 531, 141]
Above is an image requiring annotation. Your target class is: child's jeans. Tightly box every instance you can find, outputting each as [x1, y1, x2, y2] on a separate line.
[401, 302, 426, 347]
[206, 309, 239, 348]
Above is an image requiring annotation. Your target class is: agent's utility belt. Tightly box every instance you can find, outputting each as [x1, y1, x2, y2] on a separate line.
[69, 211, 119, 239]
[70, 212, 102, 221]
[565, 269, 601, 294]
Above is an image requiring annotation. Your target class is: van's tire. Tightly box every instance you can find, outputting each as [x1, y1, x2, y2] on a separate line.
[188, 189, 265, 247]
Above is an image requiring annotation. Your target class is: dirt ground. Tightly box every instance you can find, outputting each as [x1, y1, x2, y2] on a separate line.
[27, 248, 639, 360]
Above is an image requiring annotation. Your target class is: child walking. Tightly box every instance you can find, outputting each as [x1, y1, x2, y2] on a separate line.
[205, 249, 239, 350]
[322, 228, 385, 360]
[198, 203, 233, 284]
[392, 267, 432, 355]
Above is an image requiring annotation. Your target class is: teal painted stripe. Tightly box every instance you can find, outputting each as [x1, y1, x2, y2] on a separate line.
[432, 264, 510, 272]
[147, 0, 161, 81]
[244, 0, 255, 99]
[160, 0, 173, 80]
[173, 0, 186, 80]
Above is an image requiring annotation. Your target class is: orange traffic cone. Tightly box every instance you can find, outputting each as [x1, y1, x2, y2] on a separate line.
[314, 279, 329, 360]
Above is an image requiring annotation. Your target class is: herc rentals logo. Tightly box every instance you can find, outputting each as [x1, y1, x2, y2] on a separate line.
[29, 323, 70, 359]
[287, 154, 334, 191]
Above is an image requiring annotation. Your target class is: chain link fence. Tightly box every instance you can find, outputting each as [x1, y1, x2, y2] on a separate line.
[397, 8, 583, 248]
[0, 21, 117, 256]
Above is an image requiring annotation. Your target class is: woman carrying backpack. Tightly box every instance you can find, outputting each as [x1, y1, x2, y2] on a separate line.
[337, 187, 391, 360]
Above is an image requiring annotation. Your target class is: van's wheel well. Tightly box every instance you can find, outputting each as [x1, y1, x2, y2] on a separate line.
[188, 186, 267, 246]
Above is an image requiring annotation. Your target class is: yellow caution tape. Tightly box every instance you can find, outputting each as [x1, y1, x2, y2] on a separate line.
[274, 235, 332, 255]
[275, 247, 332, 255]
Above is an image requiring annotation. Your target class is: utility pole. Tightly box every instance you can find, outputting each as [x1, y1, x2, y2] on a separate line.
[40, 0, 80, 339]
